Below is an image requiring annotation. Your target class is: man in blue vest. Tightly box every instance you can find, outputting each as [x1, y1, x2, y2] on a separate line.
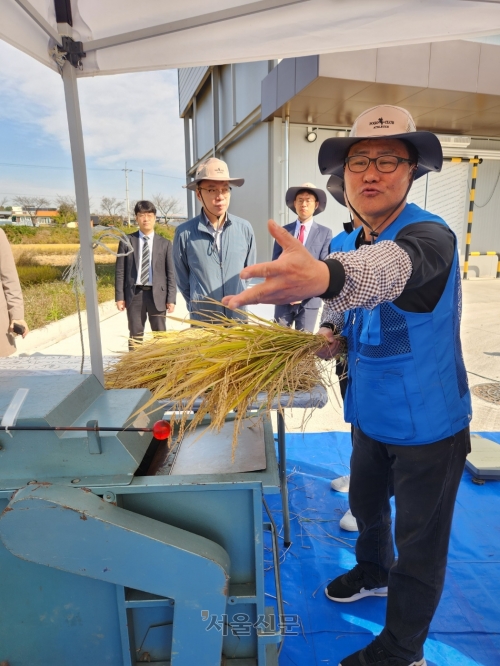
[222, 105, 471, 666]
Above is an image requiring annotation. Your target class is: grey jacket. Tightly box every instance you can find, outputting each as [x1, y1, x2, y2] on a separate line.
[173, 212, 256, 321]
[272, 220, 332, 309]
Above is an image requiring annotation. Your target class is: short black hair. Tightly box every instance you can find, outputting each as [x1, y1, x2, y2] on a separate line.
[134, 200, 156, 215]
[294, 188, 318, 202]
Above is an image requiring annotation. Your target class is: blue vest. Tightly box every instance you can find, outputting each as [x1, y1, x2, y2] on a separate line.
[330, 230, 349, 253]
[341, 203, 471, 445]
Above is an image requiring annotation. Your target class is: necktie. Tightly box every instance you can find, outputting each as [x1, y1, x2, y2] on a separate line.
[298, 224, 306, 244]
[140, 236, 150, 285]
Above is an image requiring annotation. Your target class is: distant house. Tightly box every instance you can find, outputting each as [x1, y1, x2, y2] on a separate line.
[0, 208, 34, 226]
[26, 207, 58, 226]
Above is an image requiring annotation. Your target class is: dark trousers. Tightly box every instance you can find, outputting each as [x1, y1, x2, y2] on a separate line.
[127, 287, 166, 349]
[274, 303, 318, 332]
[349, 426, 470, 661]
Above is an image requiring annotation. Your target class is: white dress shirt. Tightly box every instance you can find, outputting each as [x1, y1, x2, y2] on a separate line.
[294, 217, 314, 245]
[136, 230, 154, 285]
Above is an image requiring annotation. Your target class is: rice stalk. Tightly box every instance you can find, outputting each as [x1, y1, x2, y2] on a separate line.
[105, 306, 344, 452]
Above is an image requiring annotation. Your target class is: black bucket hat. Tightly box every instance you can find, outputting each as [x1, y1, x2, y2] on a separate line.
[318, 105, 443, 181]
[285, 182, 327, 215]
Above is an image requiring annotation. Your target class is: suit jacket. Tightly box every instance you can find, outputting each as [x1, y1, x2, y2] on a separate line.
[272, 220, 332, 309]
[115, 231, 176, 311]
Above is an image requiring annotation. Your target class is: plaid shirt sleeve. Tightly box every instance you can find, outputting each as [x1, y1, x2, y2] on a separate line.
[321, 240, 413, 323]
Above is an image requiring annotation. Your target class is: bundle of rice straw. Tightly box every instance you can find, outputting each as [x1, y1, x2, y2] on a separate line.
[105, 308, 344, 450]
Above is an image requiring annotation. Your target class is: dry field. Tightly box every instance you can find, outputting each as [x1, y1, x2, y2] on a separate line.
[12, 243, 119, 266]
[13, 244, 117, 329]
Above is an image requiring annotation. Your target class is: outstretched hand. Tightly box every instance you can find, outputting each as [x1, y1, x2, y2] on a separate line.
[222, 220, 330, 309]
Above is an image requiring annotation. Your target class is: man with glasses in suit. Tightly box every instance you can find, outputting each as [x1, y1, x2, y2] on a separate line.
[115, 200, 176, 348]
[273, 183, 332, 332]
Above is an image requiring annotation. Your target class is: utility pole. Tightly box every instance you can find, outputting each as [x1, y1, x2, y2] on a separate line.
[122, 162, 131, 226]
[141, 169, 144, 200]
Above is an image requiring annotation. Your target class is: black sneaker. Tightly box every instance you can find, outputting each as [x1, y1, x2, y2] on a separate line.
[325, 564, 388, 603]
[339, 637, 427, 666]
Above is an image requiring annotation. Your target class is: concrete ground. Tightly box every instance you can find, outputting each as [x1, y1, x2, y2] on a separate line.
[30, 279, 500, 433]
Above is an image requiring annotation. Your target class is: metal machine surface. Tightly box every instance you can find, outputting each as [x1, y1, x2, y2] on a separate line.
[0, 373, 282, 666]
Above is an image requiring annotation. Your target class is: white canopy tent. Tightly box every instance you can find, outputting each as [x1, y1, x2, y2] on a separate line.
[1, 0, 500, 382]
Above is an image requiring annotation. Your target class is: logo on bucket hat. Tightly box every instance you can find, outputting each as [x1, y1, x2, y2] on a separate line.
[369, 117, 395, 129]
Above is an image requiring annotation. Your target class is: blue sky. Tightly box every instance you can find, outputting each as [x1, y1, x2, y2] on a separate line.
[0, 39, 186, 213]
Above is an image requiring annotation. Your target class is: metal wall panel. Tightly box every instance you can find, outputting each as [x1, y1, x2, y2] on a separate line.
[468, 159, 500, 254]
[234, 61, 269, 124]
[261, 65, 278, 121]
[195, 78, 214, 160]
[277, 58, 296, 109]
[221, 122, 272, 262]
[295, 55, 319, 93]
[178, 66, 210, 117]
[407, 163, 469, 255]
[219, 64, 234, 139]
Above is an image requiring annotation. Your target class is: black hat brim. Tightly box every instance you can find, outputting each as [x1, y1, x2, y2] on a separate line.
[326, 175, 346, 207]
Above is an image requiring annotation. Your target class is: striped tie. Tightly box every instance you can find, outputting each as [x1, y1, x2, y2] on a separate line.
[140, 236, 150, 285]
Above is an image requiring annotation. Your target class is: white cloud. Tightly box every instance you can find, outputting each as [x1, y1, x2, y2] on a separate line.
[0, 40, 185, 175]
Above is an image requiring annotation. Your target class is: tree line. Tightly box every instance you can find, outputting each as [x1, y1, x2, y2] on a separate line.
[0, 194, 182, 226]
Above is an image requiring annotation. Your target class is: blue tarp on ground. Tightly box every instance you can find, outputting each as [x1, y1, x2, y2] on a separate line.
[264, 431, 500, 666]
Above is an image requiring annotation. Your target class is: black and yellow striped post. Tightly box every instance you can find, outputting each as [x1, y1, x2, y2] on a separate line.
[461, 155, 480, 279]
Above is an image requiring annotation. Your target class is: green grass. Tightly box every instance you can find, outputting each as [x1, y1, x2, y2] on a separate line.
[17, 265, 64, 287]
[4, 223, 175, 244]
[23, 264, 115, 330]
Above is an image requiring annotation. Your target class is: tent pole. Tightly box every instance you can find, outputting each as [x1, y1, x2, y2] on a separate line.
[62, 62, 104, 385]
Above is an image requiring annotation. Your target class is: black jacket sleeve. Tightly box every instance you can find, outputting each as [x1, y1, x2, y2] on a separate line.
[392, 222, 456, 313]
[115, 239, 126, 302]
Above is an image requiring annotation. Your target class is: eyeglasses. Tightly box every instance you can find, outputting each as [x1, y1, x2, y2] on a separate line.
[295, 198, 316, 205]
[198, 187, 232, 198]
[345, 155, 414, 173]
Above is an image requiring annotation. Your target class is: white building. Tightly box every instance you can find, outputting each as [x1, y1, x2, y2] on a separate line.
[178, 39, 500, 275]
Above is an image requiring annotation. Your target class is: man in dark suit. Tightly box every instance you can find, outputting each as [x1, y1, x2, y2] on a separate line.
[115, 200, 176, 348]
[273, 183, 332, 332]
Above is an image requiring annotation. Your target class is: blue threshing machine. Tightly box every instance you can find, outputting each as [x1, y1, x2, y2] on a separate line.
[0, 372, 284, 665]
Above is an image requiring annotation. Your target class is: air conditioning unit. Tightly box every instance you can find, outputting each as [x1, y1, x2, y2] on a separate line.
[437, 135, 472, 148]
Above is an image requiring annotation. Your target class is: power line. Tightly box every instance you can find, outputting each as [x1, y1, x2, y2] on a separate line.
[0, 161, 184, 180]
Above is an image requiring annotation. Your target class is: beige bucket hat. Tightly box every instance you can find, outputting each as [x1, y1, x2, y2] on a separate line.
[318, 105, 443, 180]
[285, 182, 327, 215]
[184, 157, 244, 191]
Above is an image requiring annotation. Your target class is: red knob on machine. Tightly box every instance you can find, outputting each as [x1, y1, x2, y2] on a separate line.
[152, 420, 171, 440]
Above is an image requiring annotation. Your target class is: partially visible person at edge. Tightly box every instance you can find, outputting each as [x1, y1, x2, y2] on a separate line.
[222, 105, 471, 666]
[272, 182, 332, 332]
[173, 158, 256, 323]
[0, 227, 29, 356]
[115, 200, 176, 349]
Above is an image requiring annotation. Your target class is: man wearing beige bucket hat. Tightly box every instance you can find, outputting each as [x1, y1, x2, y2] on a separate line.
[173, 158, 256, 321]
[223, 105, 472, 666]
[272, 183, 332, 332]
